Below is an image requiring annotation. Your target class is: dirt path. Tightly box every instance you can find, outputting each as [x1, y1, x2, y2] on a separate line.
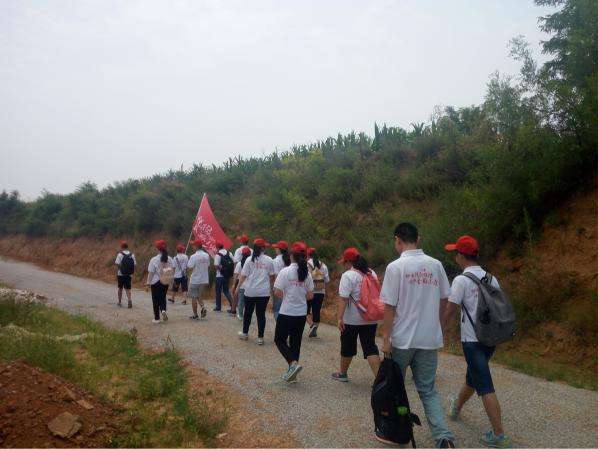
[0, 258, 596, 448]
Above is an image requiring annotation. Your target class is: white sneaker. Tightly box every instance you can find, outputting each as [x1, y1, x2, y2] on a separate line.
[161, 311, 168, 321]
[152, 319, 160, 324]
[238, 332, 248, 341]
[237, 314, 243, 321]
[257, 338, 264, 345]
[286, 363, 302, 382]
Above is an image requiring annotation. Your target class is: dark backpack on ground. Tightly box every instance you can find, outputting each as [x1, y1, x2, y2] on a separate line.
[371, 356, 421, 447]
[119, 252, 135, 276]
[462, 272, 516, 346]
[219, 252, 234, 279]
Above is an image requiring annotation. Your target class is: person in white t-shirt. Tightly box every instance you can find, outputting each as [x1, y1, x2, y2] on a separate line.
[169, 244, 189, 305]
[331, 247, 381, 382]
[114, 240, 136, 308]
[146, 240, 175, 324]
[380, 223, 455, 448]
[186, 239, 210, 320]
[233, 234, 253, 263]
[232, 246, 252, 320]
[307, 247, 330, 338]
[273, 241, 314, 383]
[237, 238, 275, 345]
[442, 235, 510, 448]
[271, 240, 291, 320]
[213, 242, 234, 313]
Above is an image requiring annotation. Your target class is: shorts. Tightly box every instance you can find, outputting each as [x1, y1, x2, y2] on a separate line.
[172, 276, 188, 292]
[117, 275, 131, 290]
[340, 324, 379, 359]
[188, 283, 205, 299]
[462, 341, 496, 396]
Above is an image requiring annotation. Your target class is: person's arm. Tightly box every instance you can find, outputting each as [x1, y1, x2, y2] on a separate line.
[442, 301, 458, 334]
[306, 274, 314, 301]
[380, 304, 396, 355]
[146, 259, 155, 287]
[237, 275, 247, 289]
[115, 253, 121, 267]
[337, 296, 348, 332]
[214, 254, 222, 271]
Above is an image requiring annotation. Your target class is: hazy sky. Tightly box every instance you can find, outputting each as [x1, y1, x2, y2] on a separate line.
[0, 0, 554, 200]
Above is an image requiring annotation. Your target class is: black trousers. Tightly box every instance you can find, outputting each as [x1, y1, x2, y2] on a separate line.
[275, 314, 307, 364]
[150, 282, 168, 320]
[307, 293, 325, 323]
[243, 296, 269, 338]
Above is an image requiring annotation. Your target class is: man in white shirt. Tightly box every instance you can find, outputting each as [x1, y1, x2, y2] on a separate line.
[187, 239, 210, 320]
[380, 223, 455, 448]
[442, 236, 510, 448]
[114, 241, 136, 308]
[213, 242, 234, 313]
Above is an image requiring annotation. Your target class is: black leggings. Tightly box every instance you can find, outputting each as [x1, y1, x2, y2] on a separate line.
[150, 282, 168, 320]
[243, 296, 269, 338]
[275, 314, 307, 364]
[307, 293, 325, 323]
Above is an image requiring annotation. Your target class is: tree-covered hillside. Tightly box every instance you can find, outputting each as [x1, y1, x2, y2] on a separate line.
[1, 0, 596, 271]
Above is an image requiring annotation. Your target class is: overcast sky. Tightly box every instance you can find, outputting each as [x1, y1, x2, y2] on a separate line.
[0, 0, 554, 200]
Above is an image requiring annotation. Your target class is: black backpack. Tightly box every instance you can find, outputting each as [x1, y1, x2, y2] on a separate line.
[371, 356, 421, 447]
[219, 252, 234, 279]
[119, 252, 135, 276]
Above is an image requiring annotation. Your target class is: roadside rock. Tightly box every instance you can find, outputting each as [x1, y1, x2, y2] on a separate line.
[47, 411, 82, 438]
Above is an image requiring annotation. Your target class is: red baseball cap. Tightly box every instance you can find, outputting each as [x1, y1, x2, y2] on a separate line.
[444, 235, 479, 256]
[154, 239, 167, 251]
[192, 238, 203, 247]
[253, 238, 269, 247]
[291, 241, 307, 254]
[272, 240, 288, 250]
[241, 246, 251, 255]
[120, 240, 128, 249]
[308, 247, 316, 256]
[338, 247, 360, 264]
[237, 234, 249, 244]
[176, 244, 185, 252]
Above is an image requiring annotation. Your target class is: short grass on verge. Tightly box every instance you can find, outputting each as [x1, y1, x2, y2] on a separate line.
[0, 291, 228, 447]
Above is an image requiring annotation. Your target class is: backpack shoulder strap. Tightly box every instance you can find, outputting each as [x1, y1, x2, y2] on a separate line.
[460, 272, 480, 330]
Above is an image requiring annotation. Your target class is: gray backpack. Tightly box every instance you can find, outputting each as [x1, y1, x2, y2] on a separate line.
[462, 272, 516, 346]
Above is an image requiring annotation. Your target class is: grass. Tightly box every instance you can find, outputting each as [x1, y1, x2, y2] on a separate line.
[0, 291, 228, 447]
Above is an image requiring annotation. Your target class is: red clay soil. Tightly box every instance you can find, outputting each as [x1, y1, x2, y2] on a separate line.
[0, 360, 117, 448]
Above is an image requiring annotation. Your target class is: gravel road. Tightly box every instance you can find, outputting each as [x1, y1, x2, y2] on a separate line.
[0, 258, 596, 448]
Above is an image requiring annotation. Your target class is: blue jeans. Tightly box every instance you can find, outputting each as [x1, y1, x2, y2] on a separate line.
[272, 296, 282, 320]
[215, 277, 233, 310]
[462, 342, 495, 395]
[392, 348, 454, 446]
[237, 288, 245, 318]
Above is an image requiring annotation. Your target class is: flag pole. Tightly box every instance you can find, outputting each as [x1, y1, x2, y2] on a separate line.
[185, 193, 206, 254]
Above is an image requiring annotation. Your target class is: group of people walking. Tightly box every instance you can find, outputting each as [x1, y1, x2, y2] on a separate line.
[114, 223, 510, 448]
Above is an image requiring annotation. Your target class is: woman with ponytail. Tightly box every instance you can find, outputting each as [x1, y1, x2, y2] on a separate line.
[273, 242, 314, 383]
[332, 247, 380, 381]
[271, 240, 291, 320]
[146, 240, 175, 323]
[237, 238, 275, 344]
[306, 247, 330, 338]
[232, 246, 252, 320]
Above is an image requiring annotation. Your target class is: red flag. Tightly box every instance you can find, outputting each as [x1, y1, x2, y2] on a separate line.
[191, 194, 233, 255]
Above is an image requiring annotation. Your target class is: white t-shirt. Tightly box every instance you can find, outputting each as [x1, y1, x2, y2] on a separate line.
[187, 250, 210, 285]
[274, 263, 314, 316]
[173, 253, 189, 279]
[308, 259, 330, 294]
[380, 249, 451, 350]
[115, 250, 137, 276]
[233, 245, 252, 263]
[147, 254, 175, 285]
[240, 254, 274, 297]
[338, 269, 379, 325]
[214, 249, 232, 278]
[273, 254, 288, 275]
[449, 266, 501, 343]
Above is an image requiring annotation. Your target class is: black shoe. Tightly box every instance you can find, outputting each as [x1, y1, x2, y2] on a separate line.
[438, 438, 456, 448]
[127, 301, 132, 309]
[308, 325, 318, 338]
[227, 309, 234, 315]
[201, 307, 207, 318]
[213, 307, 222, 312]
[189, 315, 199, 320]
[168, 298, 175, 303]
